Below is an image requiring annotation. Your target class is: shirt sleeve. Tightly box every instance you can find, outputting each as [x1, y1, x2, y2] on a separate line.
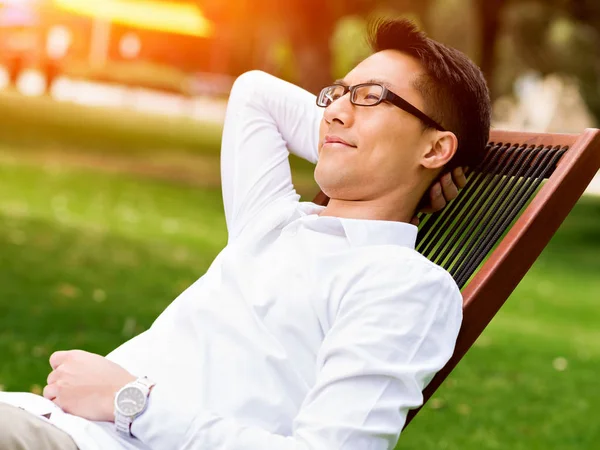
[220, 70, 324, 240]
[130, 259, 463, 450]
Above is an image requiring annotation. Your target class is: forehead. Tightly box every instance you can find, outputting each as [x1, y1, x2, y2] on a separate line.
[343, 50, 426, 106]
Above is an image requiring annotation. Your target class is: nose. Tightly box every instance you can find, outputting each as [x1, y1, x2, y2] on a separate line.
[323, 92, 354, 127]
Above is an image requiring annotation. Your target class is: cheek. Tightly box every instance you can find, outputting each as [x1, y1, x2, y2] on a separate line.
[368, 126, 423, 170]
[318, 120, 327, 155]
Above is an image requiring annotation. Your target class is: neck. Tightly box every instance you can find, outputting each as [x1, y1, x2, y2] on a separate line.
[319, 189, 420, 223]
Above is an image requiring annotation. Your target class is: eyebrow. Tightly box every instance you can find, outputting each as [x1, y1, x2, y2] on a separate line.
[333, 78, 395, 90]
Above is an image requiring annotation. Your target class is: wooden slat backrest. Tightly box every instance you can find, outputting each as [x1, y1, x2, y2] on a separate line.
[312, 128, 600, 426]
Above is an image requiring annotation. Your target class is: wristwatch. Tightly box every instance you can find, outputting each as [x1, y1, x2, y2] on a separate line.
[114, 377, 156, 436]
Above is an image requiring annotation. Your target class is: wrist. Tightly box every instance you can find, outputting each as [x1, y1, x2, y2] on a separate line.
[110, 374, 137, 422]
[114, 377, 156, 435]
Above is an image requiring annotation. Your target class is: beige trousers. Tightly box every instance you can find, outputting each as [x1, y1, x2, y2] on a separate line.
[0, 402, 78, 450]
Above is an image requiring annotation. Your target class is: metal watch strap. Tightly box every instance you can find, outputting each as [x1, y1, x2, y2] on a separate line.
[136, 377, 156, 391]
[115, 411, 133, 435]
[115, 377, 156, 436]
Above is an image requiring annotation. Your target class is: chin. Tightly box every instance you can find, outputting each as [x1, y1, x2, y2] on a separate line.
[314, 164, 357, 200]
[314, 164, 337, 196]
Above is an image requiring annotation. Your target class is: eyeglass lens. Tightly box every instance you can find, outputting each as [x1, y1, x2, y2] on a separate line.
[318, 84, 384, 107]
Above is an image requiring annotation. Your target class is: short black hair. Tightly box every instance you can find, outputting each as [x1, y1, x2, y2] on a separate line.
[367, 18, 491, 169]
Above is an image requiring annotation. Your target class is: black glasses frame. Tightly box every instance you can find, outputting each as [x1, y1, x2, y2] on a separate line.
[316, 83, 446, 132]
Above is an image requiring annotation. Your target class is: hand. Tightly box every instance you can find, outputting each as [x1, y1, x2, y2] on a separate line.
[43, 350, 136, 422]
[411, 167, 468, 225]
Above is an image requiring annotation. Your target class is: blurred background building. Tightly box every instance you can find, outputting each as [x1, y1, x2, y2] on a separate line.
[0, 0, 599, 130]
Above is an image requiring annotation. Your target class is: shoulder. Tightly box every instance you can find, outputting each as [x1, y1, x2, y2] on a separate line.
[232, 196, 311, 245]
[345, 245, 457, 284]
[337, 245, 462, 310]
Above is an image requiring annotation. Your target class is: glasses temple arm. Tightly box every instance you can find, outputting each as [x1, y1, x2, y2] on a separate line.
[385, 90, 446, 131]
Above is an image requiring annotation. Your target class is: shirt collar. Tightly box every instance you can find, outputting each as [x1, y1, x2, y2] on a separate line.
[296, 202, 418, 249]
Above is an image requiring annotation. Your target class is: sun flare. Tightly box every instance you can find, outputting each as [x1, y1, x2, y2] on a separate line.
[51, 0, 213, 37]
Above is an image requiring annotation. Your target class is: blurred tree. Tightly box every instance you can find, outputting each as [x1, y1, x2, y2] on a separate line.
[474, 0, 506, 85]
[284, 0, 435, 93]
[491, 0, 600, 124]
[199, 0, 433, 94]
[540, 0, 600, 124]
[199, 0, 600, 125]
[430, 0, 599, 125]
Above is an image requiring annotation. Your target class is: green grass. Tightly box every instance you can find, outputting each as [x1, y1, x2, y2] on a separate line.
[0, 161, 228, 391]
[0, 91, 223, 155]
[3, 83, 597, 448]
[0, 91, 318, 194]
[0, 157, 598, 448]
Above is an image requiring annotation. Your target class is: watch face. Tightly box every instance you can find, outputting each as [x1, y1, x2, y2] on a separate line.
[116, 386, 146, 417]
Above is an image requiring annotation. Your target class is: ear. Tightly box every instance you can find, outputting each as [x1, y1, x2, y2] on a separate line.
[421, 131, 458, 169]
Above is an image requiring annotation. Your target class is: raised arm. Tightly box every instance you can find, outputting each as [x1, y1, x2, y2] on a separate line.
[130, 256, 462, 449]
[220, 70, 324, 239]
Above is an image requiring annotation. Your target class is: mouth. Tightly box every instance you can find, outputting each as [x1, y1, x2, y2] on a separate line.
[323, 135, 357, 148]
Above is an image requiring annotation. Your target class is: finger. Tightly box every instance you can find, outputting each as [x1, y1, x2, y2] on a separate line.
[47, 366, 64, 385]
[452, 167, 468, 189]
[47, 369, 57, 385]
[420, 182, 444, 214]
[49, 351, 69, 370]
[441, 172, 459, 202]
[43, 383, 58, 401]
[422, 182, 446, 213]
[51, 396, 63, 411]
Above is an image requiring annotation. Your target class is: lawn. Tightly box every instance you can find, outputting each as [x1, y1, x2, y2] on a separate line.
[0, 156, 598, 449]
[0, 95, 598, 449]
[0, 90, 223, 155]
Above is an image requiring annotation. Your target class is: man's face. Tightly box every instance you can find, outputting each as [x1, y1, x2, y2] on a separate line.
[316, 50, 433, 201]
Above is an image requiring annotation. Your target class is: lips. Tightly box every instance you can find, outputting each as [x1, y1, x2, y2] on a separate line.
[323, 135, 356, 147]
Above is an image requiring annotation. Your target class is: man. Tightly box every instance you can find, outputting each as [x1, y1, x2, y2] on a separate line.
[0, 18, 490, 450]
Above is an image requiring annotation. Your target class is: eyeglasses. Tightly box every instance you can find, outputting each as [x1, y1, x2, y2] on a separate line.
[316, 83, 446, 131]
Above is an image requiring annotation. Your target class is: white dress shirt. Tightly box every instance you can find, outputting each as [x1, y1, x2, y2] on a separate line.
[0, 70, 462, 450]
